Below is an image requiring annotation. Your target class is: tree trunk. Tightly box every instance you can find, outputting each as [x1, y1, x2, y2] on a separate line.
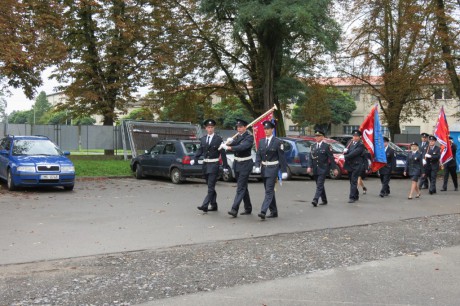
[435, 0, 460, 100]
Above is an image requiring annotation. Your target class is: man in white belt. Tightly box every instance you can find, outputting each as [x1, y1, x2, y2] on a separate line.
[220, 119, 254, 217]
[192, 119, 228, 213]
[253, 120, 287, 220]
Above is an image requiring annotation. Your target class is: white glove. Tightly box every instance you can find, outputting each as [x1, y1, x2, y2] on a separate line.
[343, 148, 348, 153]
[253, 167, 261, 174]
[190, 160, 195, 166]
[422, 159, 427, 165]
[226, 137, 234, 144]
[223, 167, 229, 173]
[220, 144, 228, 150]
[281, 173, 288, 180]
[425, 154, 431, 158]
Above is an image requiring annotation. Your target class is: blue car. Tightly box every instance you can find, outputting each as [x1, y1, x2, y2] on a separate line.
[0, 135, 75, 191]
[279, 137, 311, 179]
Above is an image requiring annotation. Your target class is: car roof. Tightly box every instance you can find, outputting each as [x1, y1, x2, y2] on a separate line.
[6, 135, 50, 140]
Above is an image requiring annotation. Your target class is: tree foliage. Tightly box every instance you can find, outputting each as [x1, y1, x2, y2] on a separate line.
[8, 110, 32, 124]
[292, 84, 356, 134]
[123, 108, 154, 121]
[338, 0, 446, 137]
[32, 91, 51, 124]
[52, 0, 158, 126]
[150, 0, 341, 135]
[0, 0, 65, 98]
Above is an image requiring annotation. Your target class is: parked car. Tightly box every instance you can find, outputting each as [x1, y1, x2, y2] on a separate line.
[388, 141, 408, 176]
[278, 137, 311, 179]
[0, 135, 75, 191]
[288, 136, 348, 179]
[221, 148, 261, 182]
[130, 139, 212, 184]
[330, 135, 353, 146]
[396, 142, 411, 151]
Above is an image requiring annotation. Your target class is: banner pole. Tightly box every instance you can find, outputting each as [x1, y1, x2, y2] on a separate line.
[227, 105, 278, 142]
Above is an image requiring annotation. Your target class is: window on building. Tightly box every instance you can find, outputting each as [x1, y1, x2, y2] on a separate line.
[434, 88, 452, 100]
[343, 125, 360, 135]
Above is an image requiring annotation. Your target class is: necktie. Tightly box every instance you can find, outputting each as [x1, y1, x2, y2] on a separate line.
[207, 136, 210, 145]
[266, 138, 269, 147]
[353, 141, 356, 146]
[317, 143, 320, 149]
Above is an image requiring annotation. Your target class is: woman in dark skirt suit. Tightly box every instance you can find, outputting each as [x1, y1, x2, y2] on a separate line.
[404, 142, 425, 199]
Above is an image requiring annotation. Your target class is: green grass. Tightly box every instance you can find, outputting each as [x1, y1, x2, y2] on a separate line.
[69, 156, 132, 177]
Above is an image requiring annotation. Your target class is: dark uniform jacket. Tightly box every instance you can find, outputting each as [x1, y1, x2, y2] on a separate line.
[228, 131, 254, 172]
[405, 151, 424, 176]
[379, 146, 395, 175]
[425, 145, 441, 170]
[344, 140, 365, 172]
[194, 134, 228, 174]
[255, 137, 287, 178]
[419, 141, 429, 154]
[306, 142, 337, 175]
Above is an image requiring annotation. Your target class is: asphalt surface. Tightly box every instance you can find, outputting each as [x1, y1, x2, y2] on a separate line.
[0, 175, 459, 305]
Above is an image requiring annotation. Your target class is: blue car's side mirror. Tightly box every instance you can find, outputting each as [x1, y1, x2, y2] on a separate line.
[63, 151, 71, 156]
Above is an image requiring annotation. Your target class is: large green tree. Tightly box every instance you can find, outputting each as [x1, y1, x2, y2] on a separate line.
[0, 0, 65, 98]
[339, 0, 446, 138]
[31, 91, 51, 124]
[151, 0, 341, 135]
[52, 0, 156, 127]
[292, 84, 356, 134]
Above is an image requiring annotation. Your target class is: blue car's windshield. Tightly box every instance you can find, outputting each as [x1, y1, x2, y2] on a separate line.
[12, 139, 63, 156]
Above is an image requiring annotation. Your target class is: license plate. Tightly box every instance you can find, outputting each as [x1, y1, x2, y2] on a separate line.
[40, 175, 59, 180]
[396, 160, 405, 167]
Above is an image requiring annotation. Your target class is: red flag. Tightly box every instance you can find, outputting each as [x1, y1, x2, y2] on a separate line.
[434, 106, 453, 165]
[252, 111, 274, 150]
[359, 104, 387, 172]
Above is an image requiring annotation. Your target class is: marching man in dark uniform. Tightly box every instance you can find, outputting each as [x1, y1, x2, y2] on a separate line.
[343, 130, 365, 203]
[418, 132, 430, 189]
[192, 119, 229, 212]
[424, 135, 441, 194]
[220, 119, 254, 217]
[378, 136, 395, 197]
[253, 121, 288, 220]
[441, 136, 458, 191]
[306, 129, 338, 207]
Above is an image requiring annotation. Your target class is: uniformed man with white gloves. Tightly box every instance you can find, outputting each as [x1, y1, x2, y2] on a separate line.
[192, 119, 228, 213]
[220, 119, 254, 217]
[253, 121, 287, 220]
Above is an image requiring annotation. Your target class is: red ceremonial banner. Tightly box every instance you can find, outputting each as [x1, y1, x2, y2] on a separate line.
[252, 112, 274, 150]
[434, 106, 453, 165]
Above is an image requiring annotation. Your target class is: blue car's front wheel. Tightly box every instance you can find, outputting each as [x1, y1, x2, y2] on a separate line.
[7, 169, 16, 191]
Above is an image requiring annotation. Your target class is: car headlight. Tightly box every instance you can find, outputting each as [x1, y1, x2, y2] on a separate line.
[61, 166, 75, 172]
[17, 166, 36, 172]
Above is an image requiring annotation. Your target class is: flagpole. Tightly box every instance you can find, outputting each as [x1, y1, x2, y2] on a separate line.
[226, 105, 278, 142]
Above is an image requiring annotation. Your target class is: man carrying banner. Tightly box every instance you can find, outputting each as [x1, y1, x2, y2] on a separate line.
[344, 130, 365, 203]
[253, 121, 288, 220]
[378, 136, 395, 197]
[424, 135, 441, 195]
[307, 129, 338, 206]
[193, 119, 229, 213]
[221, 119, 254, 217]
[441, 136, 458, 191]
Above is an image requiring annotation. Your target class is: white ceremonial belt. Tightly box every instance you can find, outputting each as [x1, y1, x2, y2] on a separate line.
[203, 158, 219, 163]
[234, 156, 252, 162]
[262, 161, 279, 166]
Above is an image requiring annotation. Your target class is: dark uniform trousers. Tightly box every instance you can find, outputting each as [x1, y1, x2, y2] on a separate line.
[255, 137, 287, 214]
[379, 147, 394, 196]
[194, 134, 227, 209]
[229, 132, 254, 212]
[307, 142, 336, 203]
[418, 142, 429, 189]
[425, 146, 441, 193]
[442, 143, 458, 190]
[344, 141, 365, 201]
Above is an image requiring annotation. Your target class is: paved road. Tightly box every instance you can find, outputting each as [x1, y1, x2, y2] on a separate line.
[1, 176, 458, 265]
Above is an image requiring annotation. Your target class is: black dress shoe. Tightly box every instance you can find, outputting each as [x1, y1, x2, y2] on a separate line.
[240, 211, 252, 215]
[429, 191, 433, 195]
[455, 187, 458, 191]
[258, 213, 266, 220]
[441, 188, 447, 191]
[228, 209, 238, 217]
[197, 206, 208, 212]
[266, 213, 278, 218]
[379, 193, 384, 198]
[348, 199, 355, 203]
[319, 201, 328, 205]
[208, 206, 218, 211]
[311, 199, 318, 207]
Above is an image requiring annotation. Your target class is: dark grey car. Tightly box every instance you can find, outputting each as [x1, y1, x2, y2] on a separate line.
[130, 139, 206, 184]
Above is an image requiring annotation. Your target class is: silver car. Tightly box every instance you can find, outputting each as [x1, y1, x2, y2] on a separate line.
[221, 149, 261, 182]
